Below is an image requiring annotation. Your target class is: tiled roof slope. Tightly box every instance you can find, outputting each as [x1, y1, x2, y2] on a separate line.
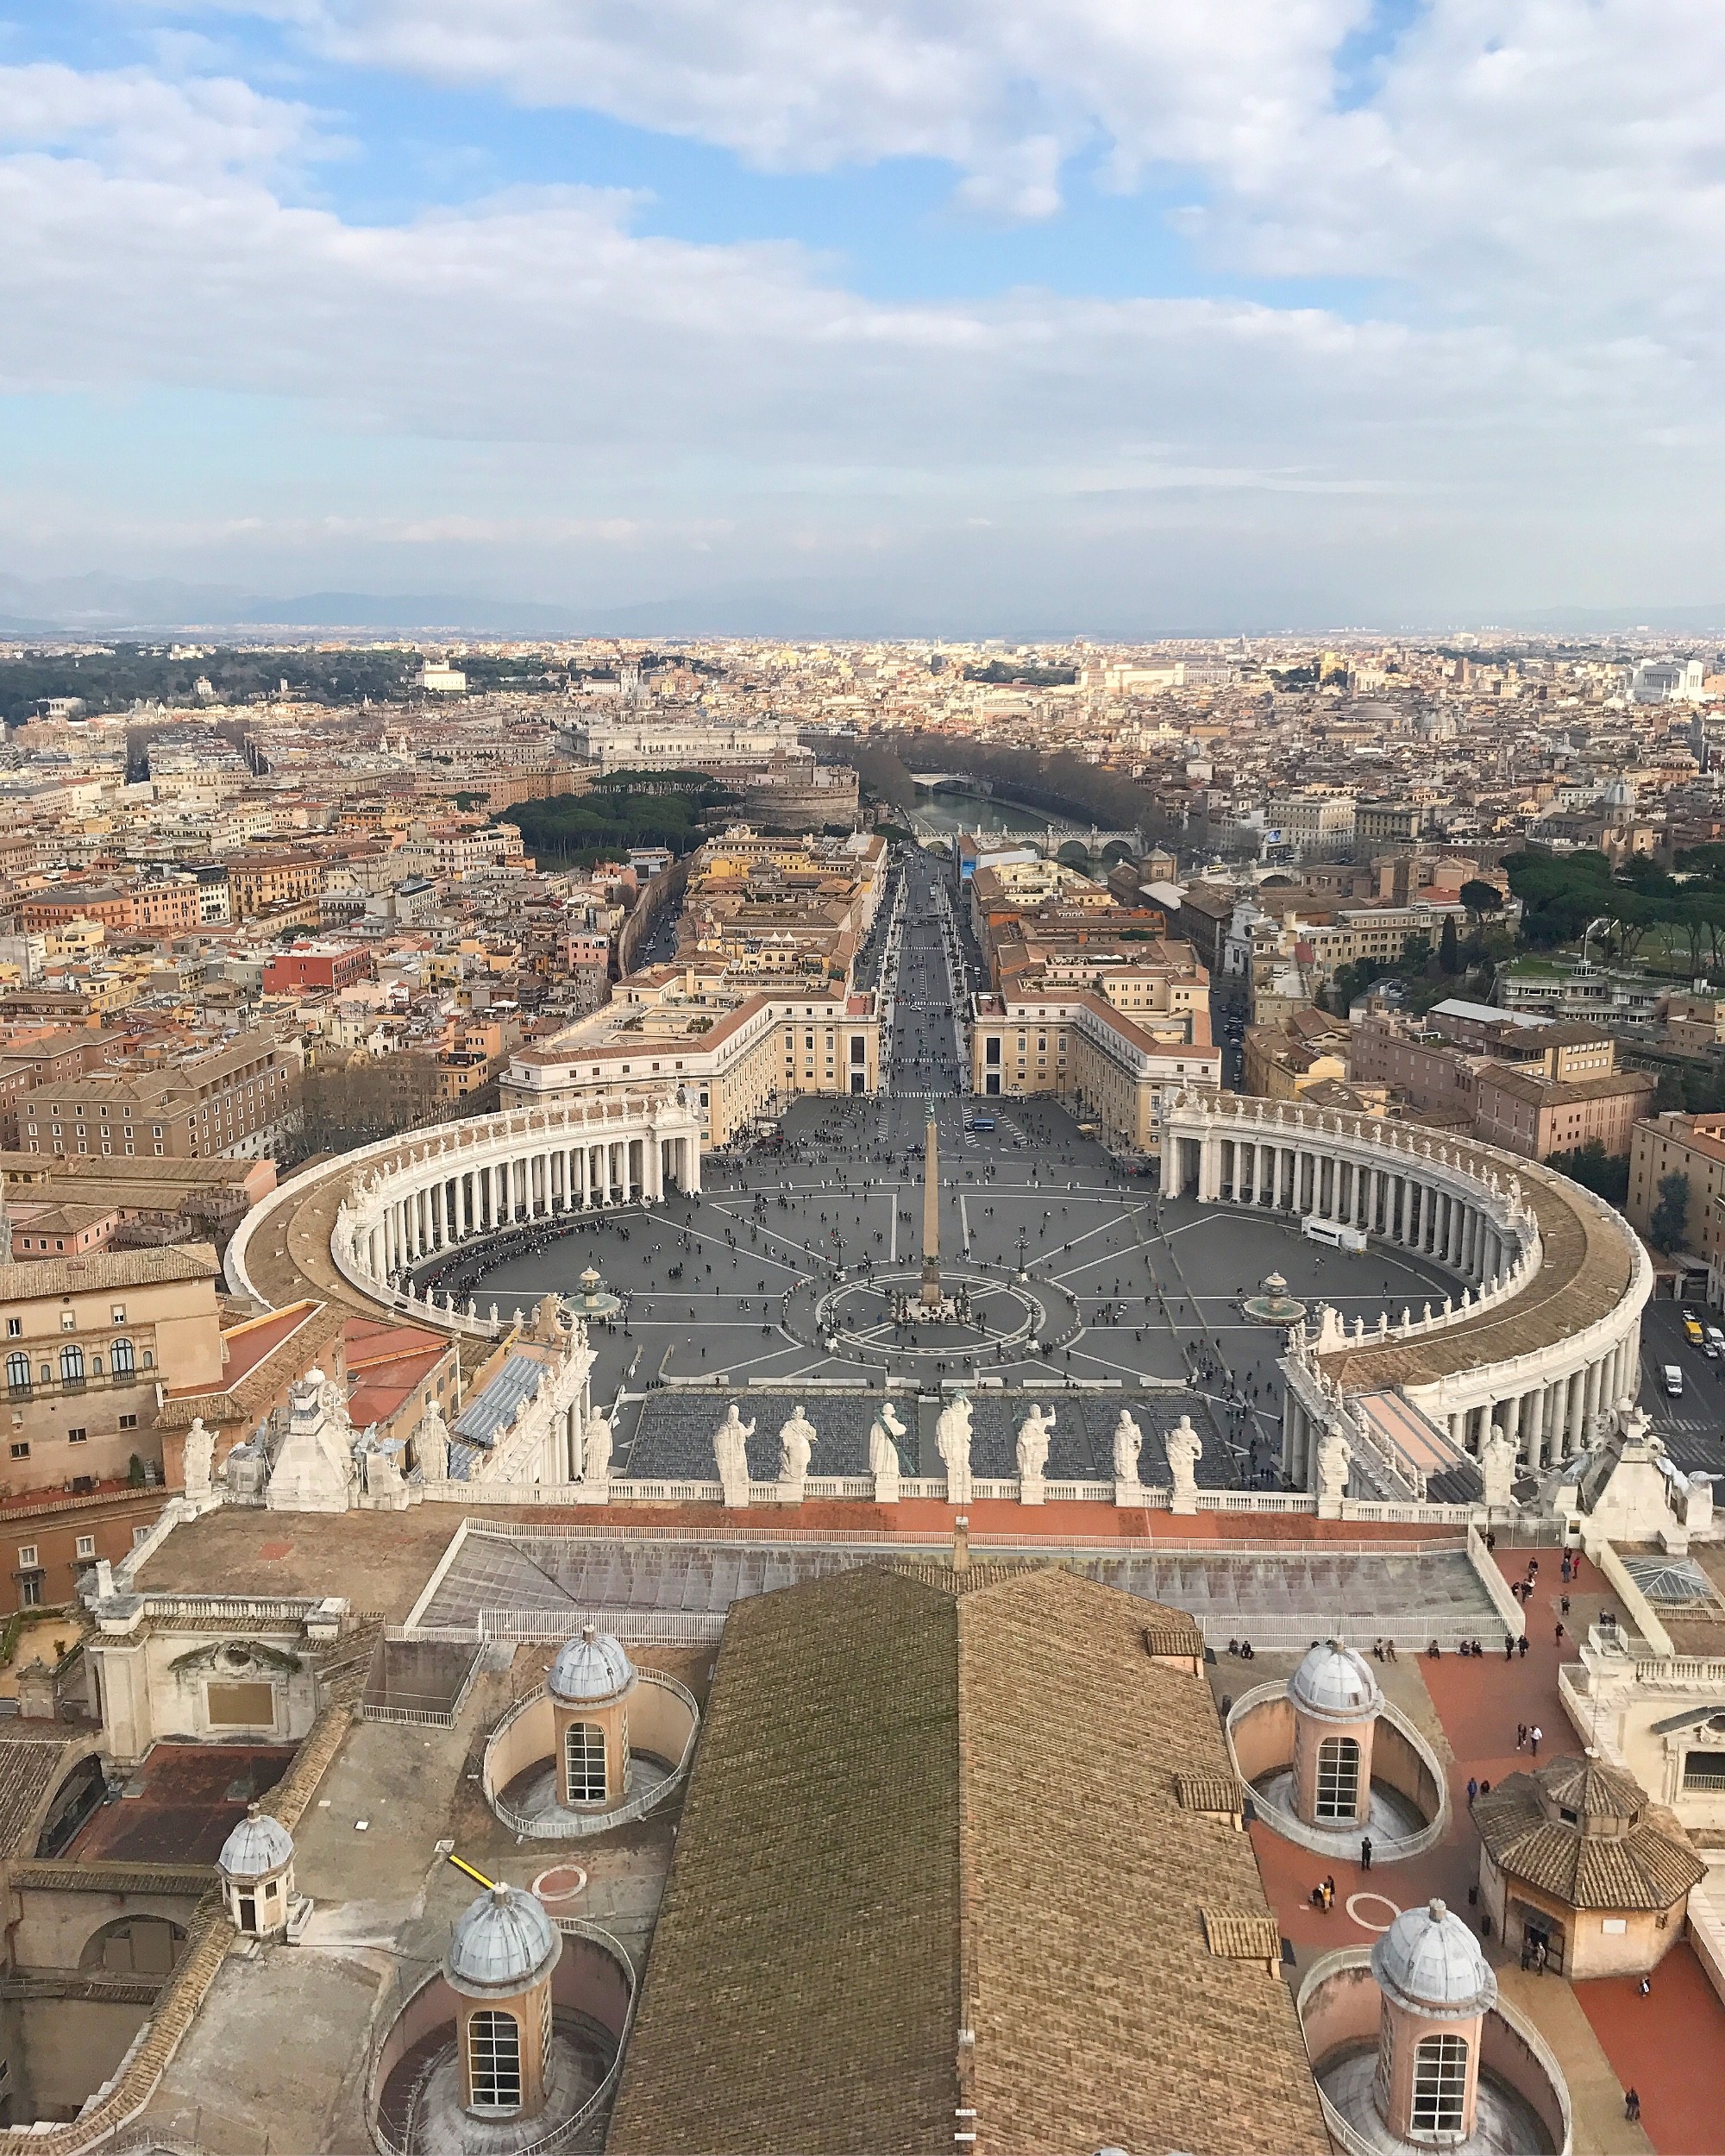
[1474, 1763, 1706, 1911]
[607, 1564, 962, 2155]
[957, 1567, 1327, 2156]
[607, 1562, 1329, 2156]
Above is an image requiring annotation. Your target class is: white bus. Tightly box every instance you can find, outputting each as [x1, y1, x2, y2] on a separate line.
[1302, 1216, 1368, 1254]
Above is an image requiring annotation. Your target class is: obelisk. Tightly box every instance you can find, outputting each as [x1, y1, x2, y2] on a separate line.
[919, 1117, 942, 1307]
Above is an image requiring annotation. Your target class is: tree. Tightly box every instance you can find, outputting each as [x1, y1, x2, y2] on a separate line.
[1545, 1137, 1629, 1205]
[1459, 878, 1503, 921]
[1650, 1170, 1692, 1253]
[1439, 915, 1462, 975]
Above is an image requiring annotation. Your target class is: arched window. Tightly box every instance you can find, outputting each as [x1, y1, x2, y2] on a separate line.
[468, 2009, 522, 2112]
[60, 1343, 85, 1385]
[5, 1353, 28, 1394]
[1315, 1735, 1361, 1821]
[1412, 2033, 1469, 2136]
[564, 1719, 606, 1806]
[110, 1337, 135, 1375]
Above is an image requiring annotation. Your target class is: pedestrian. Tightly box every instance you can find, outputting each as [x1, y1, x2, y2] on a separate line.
[1518, 1635, 1529, 1659]
[1554, 1622, 1565, 1647]
[1529, 1725, 1541, 1757]
[1638, 1975, 1650, 1996]
[1504, 1635, 1515, 1660]
[1360, 1835, 1373, 1871]
[1625, 2089, 1640, 2122]
[1516, 1724, 1527, 1751]
[1466, 1776, 1478, 1805]
[1560, 1593, 1571, 1617]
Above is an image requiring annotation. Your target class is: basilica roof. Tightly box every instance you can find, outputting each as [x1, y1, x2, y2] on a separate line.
[606, 1564, 1327, 2156]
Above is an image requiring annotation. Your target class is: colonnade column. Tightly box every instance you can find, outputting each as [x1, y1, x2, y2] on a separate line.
[1523, 1386, 1545, 1471]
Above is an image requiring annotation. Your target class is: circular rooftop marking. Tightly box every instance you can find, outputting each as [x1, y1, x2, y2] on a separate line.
[531, 1863, 588, 1905]
[1346, 1892, 1402, 1933]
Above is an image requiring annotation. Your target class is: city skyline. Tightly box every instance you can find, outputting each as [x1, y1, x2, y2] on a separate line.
[6, 2, 1725, 632]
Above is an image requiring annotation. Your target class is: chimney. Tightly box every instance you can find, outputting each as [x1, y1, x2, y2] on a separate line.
[952, 1514, 969, 1572]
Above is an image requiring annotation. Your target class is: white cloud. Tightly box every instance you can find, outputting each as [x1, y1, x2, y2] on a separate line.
[161, 0, 1725, 335]
[9, 22, 1725, 613]
[0, 59, 329, 179]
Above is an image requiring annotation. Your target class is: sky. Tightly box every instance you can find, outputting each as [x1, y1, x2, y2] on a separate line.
[2, 1, 1723, 634]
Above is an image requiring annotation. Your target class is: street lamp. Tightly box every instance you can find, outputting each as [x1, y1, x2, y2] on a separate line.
[1580, 915, 1612, 971]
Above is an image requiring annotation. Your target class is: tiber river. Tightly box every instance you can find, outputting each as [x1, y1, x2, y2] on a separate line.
[906, 789, 1051, 839]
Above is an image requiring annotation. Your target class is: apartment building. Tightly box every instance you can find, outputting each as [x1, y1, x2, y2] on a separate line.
[262, 941, 375, 995]
[18, 1033, 301, 1163]
[225, 851, 324, 919]
[0, 1243, 223, 1500]
[1242, 1008, 1352, 1100]
[1628, 1111, 1725, 1262]
[1471, 1064, 1655, 1161]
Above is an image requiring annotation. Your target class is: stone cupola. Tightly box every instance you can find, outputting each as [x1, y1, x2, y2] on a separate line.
[1288, 1640, 1383, 1831]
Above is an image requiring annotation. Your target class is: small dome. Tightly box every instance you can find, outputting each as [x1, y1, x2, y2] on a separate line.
[217, 1806, 293, 1882]
[1289, 1640, 1383, 1722]
[549, 1624, 635, 1706]
[1373, 1898, 1497, 2018]
[448, 1883, 561, 1995]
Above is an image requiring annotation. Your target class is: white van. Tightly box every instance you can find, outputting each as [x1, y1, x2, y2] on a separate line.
[1664, 1364, 1685, 1398]
[1302, 1215, 1368, 1254]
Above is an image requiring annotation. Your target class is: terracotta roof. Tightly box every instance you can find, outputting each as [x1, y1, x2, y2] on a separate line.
[1179, 1771, 1245, 1816]
[1317, 1147, 1634, 1394]
[158, 1298, 345, 1430]
[0, 1243, 218, 1299]
[1202, 1910, 1283, 1963]
[1474, 1762, 1705, 1912]
[608, 1564, 1327, 2156]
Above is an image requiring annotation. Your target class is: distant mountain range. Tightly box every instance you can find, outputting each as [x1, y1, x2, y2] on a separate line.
[2, 569, 1723, 642]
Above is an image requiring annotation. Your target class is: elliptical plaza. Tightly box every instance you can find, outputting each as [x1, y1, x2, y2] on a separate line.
[26, 839, 1725, 2155]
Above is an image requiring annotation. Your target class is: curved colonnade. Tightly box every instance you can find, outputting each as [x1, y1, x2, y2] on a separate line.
[1160, 1093, 1652, 1499]
[227, 1091, 703, 1341]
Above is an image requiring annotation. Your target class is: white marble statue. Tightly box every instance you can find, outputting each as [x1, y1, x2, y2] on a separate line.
[935, 1392, 973, 1506]
[1112, 1408, 1144, 1489]
[1015, 1401, 1053, 1500]
[361, 1438, 409, 1511]
[1316, 1422, 1353, 1512]
[414, 1399, 450, 1482]
[582, 1405, 613, 1485]
[777, 1403, 817, 1491]
[869, 1402, 906, 1499]
[1165, 1413, 1202, 1512]
[182, 1416, 215, 1503]
[317, 1368, 354, 1433]
[869, 1402, 906, 1476]
[714, 1403, 756, 1506]
[1480, 1421, 1518, 1512]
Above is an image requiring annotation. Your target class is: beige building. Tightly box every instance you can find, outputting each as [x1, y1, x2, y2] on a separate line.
[501, 971, 881, 1147]
[18, 1032, 300, 1165]
[969, 990, 1220, 1153]
[1473, 1757, 1703, 1978]
[0, 1244, 223, 1505]
[1628, 1110, 1725, 1260]
[1243, 1008, 1352, 1100]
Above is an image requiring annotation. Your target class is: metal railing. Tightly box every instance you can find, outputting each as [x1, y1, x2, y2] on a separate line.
[366, 1917, 637, 2156]
[1295, 1951, 1573, 2156]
